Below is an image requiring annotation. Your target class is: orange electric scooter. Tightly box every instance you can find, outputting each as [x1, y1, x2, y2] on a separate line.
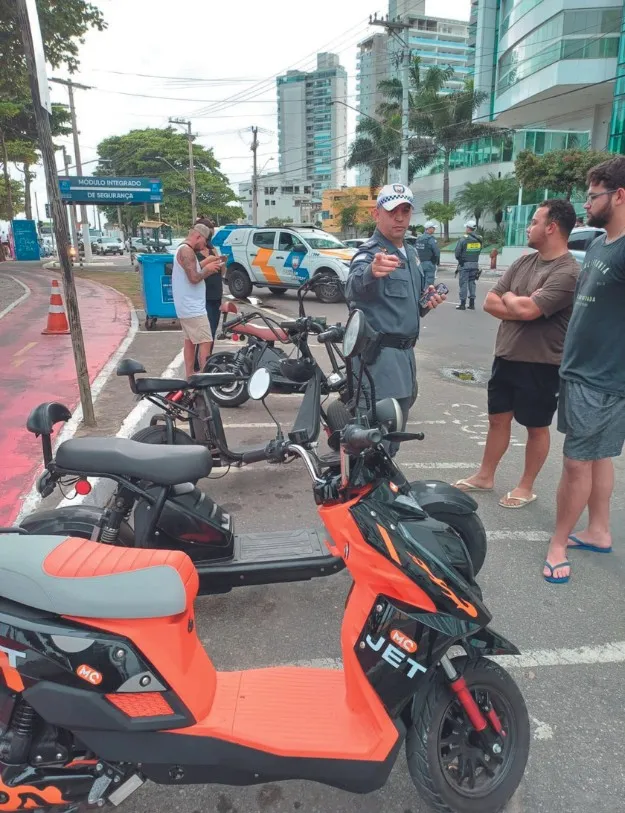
[0, 310, 529, 813]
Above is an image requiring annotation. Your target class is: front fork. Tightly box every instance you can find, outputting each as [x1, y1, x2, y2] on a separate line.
[440, 655, 506, 755]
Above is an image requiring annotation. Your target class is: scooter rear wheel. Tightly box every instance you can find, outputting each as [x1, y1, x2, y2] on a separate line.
[427, 510, 487, 576]
[406, 656, 529, 813]
[203, 352, 250, 408]
[131, 425, 196, 446]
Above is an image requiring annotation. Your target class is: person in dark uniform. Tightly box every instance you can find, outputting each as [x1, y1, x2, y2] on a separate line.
[455, 220, 483, 310]
[415, 220, 440, 288]
[346, 184, 446, 453]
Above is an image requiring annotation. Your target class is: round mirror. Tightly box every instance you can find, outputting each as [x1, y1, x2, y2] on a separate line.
[343, 309, 365, 358]
[248, 368, 272, 401]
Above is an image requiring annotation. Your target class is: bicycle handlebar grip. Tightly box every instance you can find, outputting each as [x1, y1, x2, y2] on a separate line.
[342, 425, 383, 451]
[317, 325, 344, 343]
[279, 321, 302, 333]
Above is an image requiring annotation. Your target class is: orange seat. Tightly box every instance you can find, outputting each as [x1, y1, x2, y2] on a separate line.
[220, 301, 238, 314]
[234, 323, 288, 342]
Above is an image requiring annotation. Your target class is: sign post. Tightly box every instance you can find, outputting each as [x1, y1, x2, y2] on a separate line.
[58, 176, 163, 206]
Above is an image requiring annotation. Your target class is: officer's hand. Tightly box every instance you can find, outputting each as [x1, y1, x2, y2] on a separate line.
[371, 252, 400, 278]
[423, 285, 446, 310]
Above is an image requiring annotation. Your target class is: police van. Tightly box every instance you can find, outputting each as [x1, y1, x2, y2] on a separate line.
[211, 224, 356, 303]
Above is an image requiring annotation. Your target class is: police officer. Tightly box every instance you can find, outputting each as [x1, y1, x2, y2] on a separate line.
[415, 220, 440, 288]
[455, 220, 483, 310]
[346, 184, 446, 453]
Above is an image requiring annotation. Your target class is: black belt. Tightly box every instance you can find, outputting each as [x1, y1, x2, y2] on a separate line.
[379, 334, 417, 350]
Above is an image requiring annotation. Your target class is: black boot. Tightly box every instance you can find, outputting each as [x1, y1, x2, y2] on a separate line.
[456, 300, 466, 310]
[468, 298, 475, 310]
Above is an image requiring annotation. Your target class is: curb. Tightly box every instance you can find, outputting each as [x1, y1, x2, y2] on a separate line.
[0, 275, 31, 320]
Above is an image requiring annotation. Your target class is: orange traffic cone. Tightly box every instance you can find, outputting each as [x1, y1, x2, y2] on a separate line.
[42, 279, 70, 335]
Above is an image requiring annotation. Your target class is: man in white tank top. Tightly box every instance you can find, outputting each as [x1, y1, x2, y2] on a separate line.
[172, 223, 223, 377]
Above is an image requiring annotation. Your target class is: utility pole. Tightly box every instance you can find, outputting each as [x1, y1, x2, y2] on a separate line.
[169, 118, 197, 223]
[17, 0, 95, 426]
[370, 13, 412, 184]
[62, 146, 81, 266]
[251, 126, 259, 226]
[49, 77, 93, 262]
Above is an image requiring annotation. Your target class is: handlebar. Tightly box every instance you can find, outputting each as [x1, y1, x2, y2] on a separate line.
[318, 325, 344, 344]
[279, 317, 325, 335]
[342, 425, 383, 451]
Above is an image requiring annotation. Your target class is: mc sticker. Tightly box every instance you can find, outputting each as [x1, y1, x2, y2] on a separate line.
[390, 629, 418, 654]
[76, 664, 103, 685]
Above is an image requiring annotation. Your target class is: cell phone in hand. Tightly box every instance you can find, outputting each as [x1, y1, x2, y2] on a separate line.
[419, 282, 449, 308]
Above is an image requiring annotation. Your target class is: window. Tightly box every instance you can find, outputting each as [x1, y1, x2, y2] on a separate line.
[253, 231, 276, 249]
[264, 199, 270, 206]
[567, 231, 596, 252]
[279, 232, 306, 252]
[271, 200, 276, 206]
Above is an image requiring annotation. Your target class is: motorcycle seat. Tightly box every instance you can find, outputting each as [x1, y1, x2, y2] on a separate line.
[188, 372, 239, 389]
[231, 323, 288, 342]
[0, 534, 197, 619]
[135, 377, 190, 394]
[56, 437, 212, 484]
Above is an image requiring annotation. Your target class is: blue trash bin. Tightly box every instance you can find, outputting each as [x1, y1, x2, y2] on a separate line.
[138, 253, 177, 330]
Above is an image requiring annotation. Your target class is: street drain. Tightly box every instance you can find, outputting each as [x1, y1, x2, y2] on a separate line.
[441, 367, 489, 386]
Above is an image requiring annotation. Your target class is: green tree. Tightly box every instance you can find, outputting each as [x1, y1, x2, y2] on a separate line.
[265, 216, 293, 227]
[335, 193, 362, 236]
[348, 58, 496, 238]
[358, 215, 376, 237]
[0, 177, 25, 221]
[482, 172, 518, 227]
[515, 149, 613, 200]
[94, 127, 243, 233]
[0, 0, 103, 220]
[422, 201, 457, 237]
[454, 179, 489, 228]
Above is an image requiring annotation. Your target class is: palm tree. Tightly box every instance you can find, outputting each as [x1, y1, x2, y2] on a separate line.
[455, 180, 489, 229]
[349, 57, 499, 239]
[482, 172, 519, 228]
[347, 116, 400, 190]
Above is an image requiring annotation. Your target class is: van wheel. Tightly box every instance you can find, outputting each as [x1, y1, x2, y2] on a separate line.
[227, 267, 253, 299]
[314, 271, 344, 304]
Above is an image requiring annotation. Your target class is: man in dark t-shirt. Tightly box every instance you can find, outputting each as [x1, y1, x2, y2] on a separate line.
[545, 157, 625, 584]
[455, 199, 579, 511]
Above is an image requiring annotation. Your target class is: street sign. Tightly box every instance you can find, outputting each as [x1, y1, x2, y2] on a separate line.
[58, 176, 163, 205]
[11, 219, 40, 261]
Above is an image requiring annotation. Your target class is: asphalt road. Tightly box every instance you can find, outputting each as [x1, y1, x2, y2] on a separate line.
[121, 271, 625, 813]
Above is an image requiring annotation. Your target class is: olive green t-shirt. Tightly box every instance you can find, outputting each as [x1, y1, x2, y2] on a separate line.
[490, 252, 580, 365]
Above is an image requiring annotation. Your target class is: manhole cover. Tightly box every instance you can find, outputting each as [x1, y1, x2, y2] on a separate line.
[441, 367, 489, 386]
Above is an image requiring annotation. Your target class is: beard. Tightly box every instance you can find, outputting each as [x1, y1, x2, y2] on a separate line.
[586, 202, 612, 229]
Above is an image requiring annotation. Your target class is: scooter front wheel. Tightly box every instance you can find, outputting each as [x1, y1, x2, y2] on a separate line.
[407, 656, 529, 813]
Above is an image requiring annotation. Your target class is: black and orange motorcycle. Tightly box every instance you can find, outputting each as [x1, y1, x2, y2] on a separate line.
[0, 310, 528, 813]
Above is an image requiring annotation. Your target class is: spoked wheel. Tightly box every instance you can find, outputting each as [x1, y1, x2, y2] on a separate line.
[407, 657, 529, 813]
[203, 352, 250, 407]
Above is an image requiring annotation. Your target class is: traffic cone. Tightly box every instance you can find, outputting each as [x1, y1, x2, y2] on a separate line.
[42, 279, 70, 335]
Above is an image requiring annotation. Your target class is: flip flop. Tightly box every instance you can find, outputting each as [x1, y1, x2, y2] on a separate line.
[567, 534, 612, 554]
[454, 479, 493, 493]
[499, 492, 537, 509]
[543, 560, 571, 584]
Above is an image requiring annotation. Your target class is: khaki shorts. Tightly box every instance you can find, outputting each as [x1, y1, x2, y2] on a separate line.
[179, 314, 212, 344]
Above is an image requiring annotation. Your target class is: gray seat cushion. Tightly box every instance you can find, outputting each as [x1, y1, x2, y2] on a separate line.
[0, 535, 195, 619]
[56, 437, 211, 485]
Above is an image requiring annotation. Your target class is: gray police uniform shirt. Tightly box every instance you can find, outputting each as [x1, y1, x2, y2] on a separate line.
[345, 228, 424, 401]
[415, 233, 440, 271]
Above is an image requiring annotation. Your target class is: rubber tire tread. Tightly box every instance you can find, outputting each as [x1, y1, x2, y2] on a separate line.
[428, 511, 487, 576]
[406, 656, 529, 813]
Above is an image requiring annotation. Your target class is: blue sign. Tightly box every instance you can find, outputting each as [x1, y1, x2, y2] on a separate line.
[58, 176, 163, 205]
[11, 219, 40, 261]
[161, 275, 173, 304]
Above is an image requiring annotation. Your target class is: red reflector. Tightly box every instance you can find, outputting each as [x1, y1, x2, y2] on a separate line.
[75, 479, 91, 496]
[106, 692, 174, 718]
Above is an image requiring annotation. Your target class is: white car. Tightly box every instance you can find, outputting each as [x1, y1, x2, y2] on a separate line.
[95, 237, 124, 256]
[567, 226, 604, 263]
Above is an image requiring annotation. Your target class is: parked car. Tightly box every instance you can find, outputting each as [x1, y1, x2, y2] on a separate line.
[211, 224, 355, 303]
[343, 238, 368, 249]
[165, 238, 186, 255]
[567, 226, 604, 263]
[95, 237, 124, 256]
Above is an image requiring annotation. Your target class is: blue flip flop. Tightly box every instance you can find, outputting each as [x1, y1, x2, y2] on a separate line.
[567, 534, 612, 554]
[543, 560, 571, 584]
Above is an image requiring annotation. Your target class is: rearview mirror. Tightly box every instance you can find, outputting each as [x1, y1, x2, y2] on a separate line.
[248, 368, 272, 401]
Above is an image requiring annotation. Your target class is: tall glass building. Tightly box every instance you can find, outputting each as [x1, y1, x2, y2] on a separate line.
[469, 0, 624, 151]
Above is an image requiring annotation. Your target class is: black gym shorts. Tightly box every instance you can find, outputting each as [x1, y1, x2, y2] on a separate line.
[487, 356, 560, 428]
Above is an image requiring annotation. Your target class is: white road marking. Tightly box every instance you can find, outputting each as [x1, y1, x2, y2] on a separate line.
[531, 717, 554, 741]
[487, 530, 550, 542]
[0, 275, 30, 320]
[228, 461, 479, 473]
[288, 641, 625, 672]
[221, 420, 448, 430]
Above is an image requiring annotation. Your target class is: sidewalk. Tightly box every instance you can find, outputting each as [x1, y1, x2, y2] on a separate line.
[0, 265, 132, 525]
